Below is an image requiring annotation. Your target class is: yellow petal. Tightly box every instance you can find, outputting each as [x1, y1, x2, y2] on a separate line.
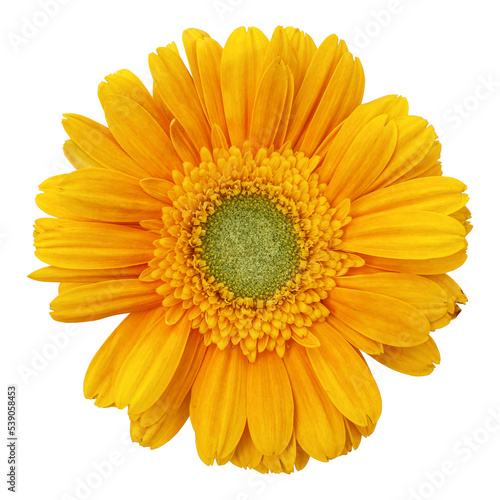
[36, 191, 91, 221]
[84, 308, 165, 406]
[286, 34, 348, 147]
[426, 274, 467, 305]
[325, 286, 430, 347]
[316, 94, 408, 183]
[336, 273, 448, 323]
[368, 116, 437, 191]
[291, 330, 321, 348]
[360, 250, 468, 275]
[325, 315, 384, 355]
[394, 137, 442, 184]
[98, 69, 171, 132]
[313, 121, 343, 159]
[324, 115, 398, 204]
[57, 168, 164, 222]
[284, 27, 317, 94]
[58, 283, 83, 294]
[221, 27, 269, 147]
[182, 28, 211, 119]
[371, 337, 441, 376]
[210, 124, 229, 150]
[299, 53, 365, 156]
[426, 273, 467, 328]
[415, 160, 442, 178]
[152, 81, 175, 122]
[135, 333, 206, 427]
[196, 37, 229, 139]
[340, 210, 467, 259]
[247, 350, 293, 456]
[190, 345, 247, 464]
[350, 176, 468, 217]
[165, 301, 186, 325]
[262, 27, 301, 103]
[273, 65, 294, 148]
[249, 58, 289, 151]
[170, 119, 200, 165]
[139, 177, 174, 203]
[63, 140, 104, 169]
[114, 312, 191, 413]
[283, 343, 346, 461]
[150, 46, 211, 149]
[104, 95, 181, 179]
[230, 425, 262, 469]
[276, 432, 298, 474]
[29, 264, 146, 283]
[136, 393, 190, 449]
[50, 279, 162, 322]
[35, 222, 156, 269]
[62, 114, 148, 178]
[284, 28, 315, 81]
[308, 321, 382, 427]
[262, 27, 290, 74]
[343, 420, 363, 453]
[450, 206, 472, 235]
[295, 443, 310, 471]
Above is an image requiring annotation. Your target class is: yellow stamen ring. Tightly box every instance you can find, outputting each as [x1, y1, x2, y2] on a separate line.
[148, 145, 362, 360]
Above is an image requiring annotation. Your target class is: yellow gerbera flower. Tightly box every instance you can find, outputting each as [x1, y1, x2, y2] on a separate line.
[30, 26, 471, 474]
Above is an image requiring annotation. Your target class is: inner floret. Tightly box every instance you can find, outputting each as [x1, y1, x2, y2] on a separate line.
[200, 193, 301, 300]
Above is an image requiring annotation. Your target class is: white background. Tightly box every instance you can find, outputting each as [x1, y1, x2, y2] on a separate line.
[2, 0, 499, 499]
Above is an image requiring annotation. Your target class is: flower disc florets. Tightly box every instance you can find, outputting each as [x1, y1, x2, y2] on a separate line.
[148, 144, 362, 361]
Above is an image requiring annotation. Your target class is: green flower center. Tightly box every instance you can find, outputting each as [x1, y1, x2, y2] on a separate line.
[200, 194, 301, 300]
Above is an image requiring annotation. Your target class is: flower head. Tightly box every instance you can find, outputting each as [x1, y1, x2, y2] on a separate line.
[31, 26, 470, 473]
